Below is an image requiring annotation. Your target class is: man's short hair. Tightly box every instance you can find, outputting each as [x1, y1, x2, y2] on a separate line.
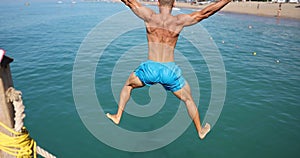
[159, 0, 175, 7]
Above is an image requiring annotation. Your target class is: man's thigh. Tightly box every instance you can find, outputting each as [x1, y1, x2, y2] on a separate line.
[126, 72, 145, 88]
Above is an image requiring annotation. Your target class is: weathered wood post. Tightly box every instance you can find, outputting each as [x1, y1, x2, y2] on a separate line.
[0, 55, 16, 158]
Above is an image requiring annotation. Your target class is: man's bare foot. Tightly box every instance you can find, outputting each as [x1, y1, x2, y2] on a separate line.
[198, 123, 211, 139]
[106, 113, 120, 124]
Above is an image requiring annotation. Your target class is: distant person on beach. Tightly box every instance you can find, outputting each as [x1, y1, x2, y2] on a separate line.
[106, 0, 231, 139]
[277, 3, 282, 17]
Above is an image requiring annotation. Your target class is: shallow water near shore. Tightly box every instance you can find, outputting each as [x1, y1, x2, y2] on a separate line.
[0, 1, 300, 158]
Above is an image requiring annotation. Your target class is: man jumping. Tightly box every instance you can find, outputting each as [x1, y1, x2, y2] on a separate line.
[107, 0, 231, 139]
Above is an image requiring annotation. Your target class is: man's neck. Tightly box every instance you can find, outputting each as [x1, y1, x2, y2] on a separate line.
[159, 6, 172, 15]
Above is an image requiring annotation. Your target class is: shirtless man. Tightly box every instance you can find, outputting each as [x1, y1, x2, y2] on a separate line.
[107, 0, 231, 139]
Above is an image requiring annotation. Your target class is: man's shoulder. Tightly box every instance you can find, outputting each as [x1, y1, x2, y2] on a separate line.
[174, 13, 190, 19]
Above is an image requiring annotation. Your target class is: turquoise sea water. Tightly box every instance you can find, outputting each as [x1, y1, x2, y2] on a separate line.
[1, 1, 300, 158]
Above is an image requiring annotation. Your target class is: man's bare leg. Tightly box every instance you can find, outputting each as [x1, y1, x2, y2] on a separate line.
[173, 82, 211, 139]
[106, 72, 144, 124]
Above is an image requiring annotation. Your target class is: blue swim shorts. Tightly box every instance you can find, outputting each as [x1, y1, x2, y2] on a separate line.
[134, 60, 186, 92]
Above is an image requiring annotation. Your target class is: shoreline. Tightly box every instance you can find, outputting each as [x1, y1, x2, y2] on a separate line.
[141, 1, 300, 20]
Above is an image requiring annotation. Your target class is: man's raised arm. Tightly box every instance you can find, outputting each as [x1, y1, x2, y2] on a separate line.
[177, 0, 231, 26]
[121, 0, 154, 22]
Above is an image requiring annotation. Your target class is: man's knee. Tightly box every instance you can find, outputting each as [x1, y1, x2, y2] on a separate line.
[183, 95, 193, 104]
[176, 91, 192, 103]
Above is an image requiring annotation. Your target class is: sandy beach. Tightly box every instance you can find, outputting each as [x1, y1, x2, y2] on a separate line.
[141, 1, 300, 20]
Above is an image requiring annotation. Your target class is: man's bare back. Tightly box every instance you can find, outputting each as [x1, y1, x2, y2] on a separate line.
[123, 0, 231, 62]
[107, 0, 231, 140]
[146, 14, 182, 62]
